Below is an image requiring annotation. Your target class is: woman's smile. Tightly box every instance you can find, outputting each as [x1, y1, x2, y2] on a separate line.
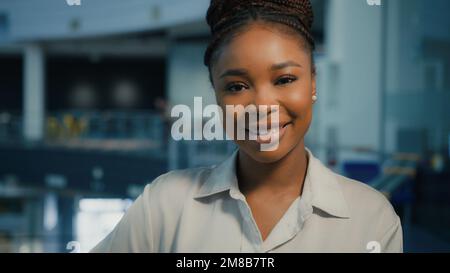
[245, 121, 292, 144]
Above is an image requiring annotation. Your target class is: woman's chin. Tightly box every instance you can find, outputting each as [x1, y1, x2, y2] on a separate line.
[236, 125, 304, 163]
[238, 141, 292, 164]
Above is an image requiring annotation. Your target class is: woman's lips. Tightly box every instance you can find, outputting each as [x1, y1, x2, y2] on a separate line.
[245, 122, 291, 144]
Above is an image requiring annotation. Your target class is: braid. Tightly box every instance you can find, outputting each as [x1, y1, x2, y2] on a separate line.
[204, 0, 315, 68]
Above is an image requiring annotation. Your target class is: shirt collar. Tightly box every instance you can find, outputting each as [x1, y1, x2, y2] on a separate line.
[194, 148, 240, 199]
[194, 147, 351, 219]
[304, 148, 351, 218]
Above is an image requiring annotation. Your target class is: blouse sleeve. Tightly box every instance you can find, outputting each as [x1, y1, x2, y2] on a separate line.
[377, 203, 403, 253]
[90, 182, 157, 253]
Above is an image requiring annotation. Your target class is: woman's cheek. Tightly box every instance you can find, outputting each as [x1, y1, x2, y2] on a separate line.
[285, 85, 311, 110]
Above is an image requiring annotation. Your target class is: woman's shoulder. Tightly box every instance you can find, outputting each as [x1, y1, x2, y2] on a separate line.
[143, 166, 214, 197]
[332, 170, 399, 225]
[138, 165, 217, 214]
[336, 172, 389, 203]
[307, 149, 397, 222]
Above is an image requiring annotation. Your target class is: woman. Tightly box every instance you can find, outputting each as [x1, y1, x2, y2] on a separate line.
[92, 0, 402, 253]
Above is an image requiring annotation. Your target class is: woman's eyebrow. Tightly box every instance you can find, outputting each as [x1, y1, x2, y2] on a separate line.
[270, 61, 302, 71]
[219, 68, 248, 79]
[219, 61, 301, 79]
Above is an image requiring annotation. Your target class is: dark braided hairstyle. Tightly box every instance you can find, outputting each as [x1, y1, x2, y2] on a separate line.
[204, 0, 316, 81]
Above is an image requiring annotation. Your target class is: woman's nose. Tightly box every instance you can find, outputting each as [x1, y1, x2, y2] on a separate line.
[249, 86, 280, 120]
[251, 85, 279, 109]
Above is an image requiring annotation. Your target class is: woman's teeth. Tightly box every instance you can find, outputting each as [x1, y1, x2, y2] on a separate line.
[247, 127, 279, 140]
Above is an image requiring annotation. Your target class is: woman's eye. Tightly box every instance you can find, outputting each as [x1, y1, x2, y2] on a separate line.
[275, 76, 297, 86]
[225, 83, 248, 92]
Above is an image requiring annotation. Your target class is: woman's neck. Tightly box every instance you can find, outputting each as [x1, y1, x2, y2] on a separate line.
[237, 141, 309, 196]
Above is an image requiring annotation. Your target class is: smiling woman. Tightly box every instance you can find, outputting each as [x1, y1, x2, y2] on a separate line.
[91, 0, 403, 253]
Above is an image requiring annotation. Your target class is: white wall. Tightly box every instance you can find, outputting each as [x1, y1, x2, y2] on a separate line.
[316, 0, 384, 163]
[384, 0, 450, 154]
[316, 0, 450, 164]
[386, 0, 450, 93]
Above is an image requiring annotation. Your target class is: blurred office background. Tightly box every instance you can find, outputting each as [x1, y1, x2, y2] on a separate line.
[0, 0, 449, 252]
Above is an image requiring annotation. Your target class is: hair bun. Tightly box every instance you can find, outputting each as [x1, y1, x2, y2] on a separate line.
[206, 0, 314, 34]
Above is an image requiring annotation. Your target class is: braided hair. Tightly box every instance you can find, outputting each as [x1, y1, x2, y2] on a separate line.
[204, 0, 316, 79]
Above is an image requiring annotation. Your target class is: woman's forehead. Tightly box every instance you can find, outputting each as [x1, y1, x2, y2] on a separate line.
[214, 27, 310, 72]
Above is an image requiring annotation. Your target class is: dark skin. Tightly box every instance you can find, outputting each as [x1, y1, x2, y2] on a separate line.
[211, 22, 317, 241]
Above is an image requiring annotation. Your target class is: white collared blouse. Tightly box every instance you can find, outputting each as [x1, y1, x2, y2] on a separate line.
[92, 147, 402, 253]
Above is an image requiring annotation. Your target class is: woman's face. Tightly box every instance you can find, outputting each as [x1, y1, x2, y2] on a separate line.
[211, 22, 316, 163]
